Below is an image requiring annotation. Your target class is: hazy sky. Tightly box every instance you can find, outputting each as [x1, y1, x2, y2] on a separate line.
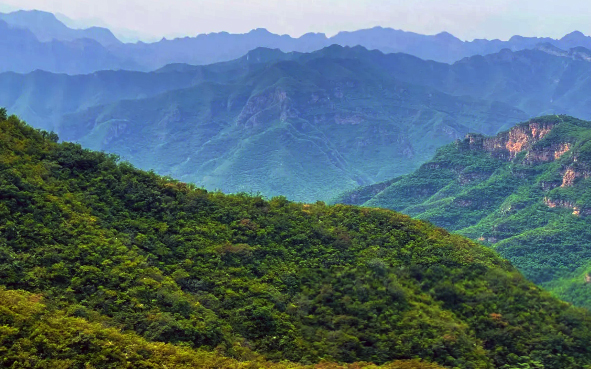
[0, 0, 587, 41]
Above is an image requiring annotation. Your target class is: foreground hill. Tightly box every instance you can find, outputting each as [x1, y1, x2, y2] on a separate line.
[0, 289, 443, 369]
[3, 114, 591, 368]
[334, 115, 591, 308]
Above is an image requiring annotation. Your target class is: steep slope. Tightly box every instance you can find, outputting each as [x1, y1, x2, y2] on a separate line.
[335, 115, 591, 308]
[55, 49, 526, 202]
[4, 114, 591, 368]
[0, 10, 121, 46]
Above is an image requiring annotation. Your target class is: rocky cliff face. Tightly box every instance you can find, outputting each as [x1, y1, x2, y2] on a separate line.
[464, 120, 558, 160]
[463, 120, 591, 214]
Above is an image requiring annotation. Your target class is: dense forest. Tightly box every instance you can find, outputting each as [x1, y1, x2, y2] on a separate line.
[333, 115, 591, 309]
[3, 112, 591, 368]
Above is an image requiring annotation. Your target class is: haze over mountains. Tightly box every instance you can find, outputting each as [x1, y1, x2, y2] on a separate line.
[7, 42, 591, 201]
[0, 45, 534, 201]
[4, 9, 591, 74]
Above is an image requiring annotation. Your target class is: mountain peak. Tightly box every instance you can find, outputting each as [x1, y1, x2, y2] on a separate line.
[243, 47, 288, 63]
[0, 8, 120, 46]
[8, 9, 58, 19]
[249, 28, 273, 35]
[0, 9, 62, 27]
[435, 31, 458, 40]
[561, 31, 588, 41]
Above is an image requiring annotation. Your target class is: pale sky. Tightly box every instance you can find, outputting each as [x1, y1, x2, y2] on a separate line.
[0, 0, 588, 42]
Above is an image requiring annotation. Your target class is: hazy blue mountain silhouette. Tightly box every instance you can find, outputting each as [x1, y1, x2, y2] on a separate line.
[4, 10, 591, 73]
[0, 19, 139, 74]
[0, 10, 121, 46]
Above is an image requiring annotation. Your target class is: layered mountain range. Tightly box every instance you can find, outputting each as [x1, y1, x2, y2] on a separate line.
[333, 115, 591, 308]
[2, 45, 538, 201]
[5, 7, 591, 368]
[3, 9, 591, 73]
[7, 43, 591, 201]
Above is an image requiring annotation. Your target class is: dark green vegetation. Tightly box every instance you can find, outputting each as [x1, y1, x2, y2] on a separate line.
[4, 115, 591, 368]
[0, 288, 446, 369]
[335, 115, 591, 308]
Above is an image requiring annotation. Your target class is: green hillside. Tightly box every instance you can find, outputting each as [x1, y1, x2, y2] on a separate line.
[334, 115, 591, 308]
[0, 288, 445, 369]
[4, 113, 591, 368]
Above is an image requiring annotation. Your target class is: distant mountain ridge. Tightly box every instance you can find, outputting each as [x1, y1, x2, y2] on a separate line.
[53, 46, 526, 202]
[0, 9, 121, 46]
[0, 19, 139, 74]
[4, 9, 591, 73]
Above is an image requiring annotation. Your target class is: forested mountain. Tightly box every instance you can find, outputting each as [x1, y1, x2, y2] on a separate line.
[9, 44, 591, 202]
[333, 115, 591, 309]
[3, 9, 591, 73]
[4, 113, 591, 368]
[53, 47, 526, 202]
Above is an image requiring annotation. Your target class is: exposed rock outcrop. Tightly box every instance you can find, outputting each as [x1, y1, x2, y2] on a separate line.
[527, 143, 571, 163]
[465, 120, 557, 160]
[237, 88, 293, 127]
[544, 197, 589, 216]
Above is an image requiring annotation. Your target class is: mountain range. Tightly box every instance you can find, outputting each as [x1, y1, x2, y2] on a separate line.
[4, 10, 591, 74]
[0, 10, 121, 46]
[333, 115, 591, 309]
[3, 113, 591, 368]
[2, 45, 537, 202]
[8, 43, 591, 201]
